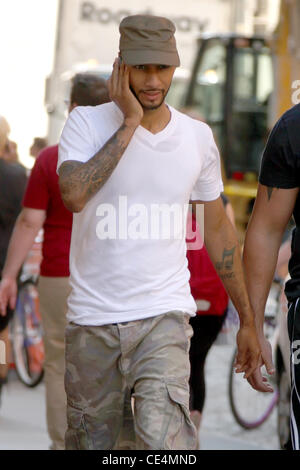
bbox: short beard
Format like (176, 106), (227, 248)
(130, 85), (170, 111)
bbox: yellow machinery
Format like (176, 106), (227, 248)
(271, 0), (300, 122)
(184, 1), (300, 243)
(184, 33), (273, 242)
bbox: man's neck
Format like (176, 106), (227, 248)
(140, 103), (171, 134)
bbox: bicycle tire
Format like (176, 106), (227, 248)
(11, 280), (44, 387)
(228, 347), (278, 429)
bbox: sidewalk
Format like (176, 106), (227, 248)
(0, 380), (50, 450)
(0, 378), (266, 450)
(0, 344), (280, 450)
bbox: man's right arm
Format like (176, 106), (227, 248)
(243, 184), (298, 334)
(243, 183), (298, 390)
(59, 121), (138, 213)
(59, 59), (143, 213)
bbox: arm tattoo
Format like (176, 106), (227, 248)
(59, 123), (131, 207)
(215, 246), (236, 280)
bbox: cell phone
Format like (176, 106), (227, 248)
(118, 54), (123, 66)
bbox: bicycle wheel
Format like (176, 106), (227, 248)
(228, 347), (278, 429)
(11, 281), (44, 387)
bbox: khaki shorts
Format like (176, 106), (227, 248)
(65, 310), (197, 450)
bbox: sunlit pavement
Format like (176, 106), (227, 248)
(0, 345), (280, 451)
(200, 343), (280, 450)
(0, 378), (50, 450)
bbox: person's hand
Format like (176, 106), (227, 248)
(234, 322), (261, 379)
(108, 58), (143, 128)
(246, 366), (274, 393)
(246, 336), (275, 393)
(259, 334), (275, 374)
(0, 277), (17, 316)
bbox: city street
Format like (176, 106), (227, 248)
(0, 0), (297, 456)
(0, 343), (280, 451)
(201, 343), (280, 450)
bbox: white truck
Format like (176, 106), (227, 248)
(45, 0), (235, 143)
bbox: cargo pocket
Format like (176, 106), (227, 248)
(65, 403), (92, 450)
(163, 381), (197, 450)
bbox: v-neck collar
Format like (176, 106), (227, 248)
(112, 102), (176, 144)
(135, 106), (175, 144)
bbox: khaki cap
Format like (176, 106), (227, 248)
(119, 15), (180, 67)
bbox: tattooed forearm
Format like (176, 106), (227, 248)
(59, 123), (135, 212)
(215, 246), (236, 280)
(215, 247), (236, 271)
(205, 214), (253, 322)
(219, 272), (235, 280)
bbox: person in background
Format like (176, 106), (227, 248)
(3, 140), (19, 164)
(187, 194), (235, 444)
(29, 137), (48, 160)
(0, 115), (27, 403)
(180, 107), (237, 440)
(3, 139), (28, 179)
(0, 74), (110, 449)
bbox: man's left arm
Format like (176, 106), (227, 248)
(191, 197), (262, 381)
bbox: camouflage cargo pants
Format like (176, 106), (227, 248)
(64, 310), (197, 450)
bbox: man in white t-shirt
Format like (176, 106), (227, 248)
(57, 15), (269, 450)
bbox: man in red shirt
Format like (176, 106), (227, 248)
(0, 74), (110, 449)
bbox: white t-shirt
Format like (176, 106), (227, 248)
(58, 102), (223, 326)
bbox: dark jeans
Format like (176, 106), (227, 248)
(189, 311), (227, 412)
(287, 298), (300, 450)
